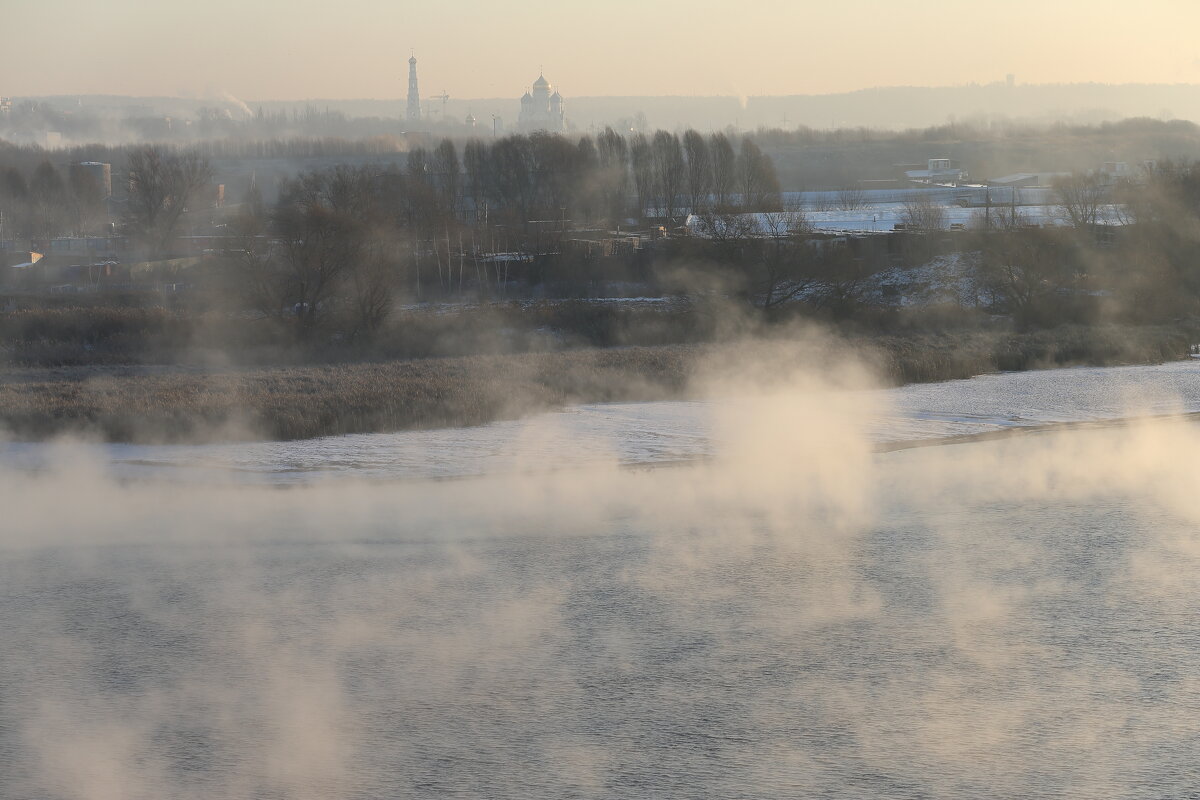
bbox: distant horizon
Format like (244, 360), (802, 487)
(11, 81), (1200, 136)
(14, 79), (1200, 106)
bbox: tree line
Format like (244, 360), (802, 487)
(0, 160), (108, 241)
(967, 162), (1200, 327)
(15, 133), (1200, 345)
(404, 128), (781, 228)
(206, 129), (780, 339)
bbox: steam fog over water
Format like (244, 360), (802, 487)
(3, 362), (1200, 797)
(2, 361), (1197, 483)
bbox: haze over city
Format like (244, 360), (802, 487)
(9, 0), (1200, 100)
(6, 1), (1200, 797)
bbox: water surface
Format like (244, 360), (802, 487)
(2, 362), (1199, 798)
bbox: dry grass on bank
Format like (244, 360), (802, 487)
(0, 324), (1189, 444)
(0, 346), (696, 443)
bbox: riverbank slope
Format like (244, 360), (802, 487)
(0, 324), (1187, 443)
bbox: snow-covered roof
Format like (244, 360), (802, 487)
(989, 173), (1038, 184)
(905, 168), (965, 181)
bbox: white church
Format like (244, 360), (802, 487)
(518, 74), (565, 132)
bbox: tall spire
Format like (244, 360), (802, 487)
(406, 53), (421, 123)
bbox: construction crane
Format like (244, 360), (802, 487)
(434, 91), (450, 120)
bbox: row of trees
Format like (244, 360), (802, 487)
(680, 161), (1200, 326)
(212, 129), (785, 340)
(0, 161), (107, 241)
(0, 147), (215, 256)
(20, 140), (1200, 341)
(948, 163), (1200, 326)
(404, 129), (781, 230)
(126, 151), (1200, 337)
(2, 127), (782, 247)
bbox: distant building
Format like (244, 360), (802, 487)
(406, 55), (421, 123)
(465, 112), (476, 130)
(987, 173), (1054, 188)
(518, 73), (565, 132)
(903, 158), (965, 184)
(1101, 161), (1130, 180)
(0, 97), (11, 114)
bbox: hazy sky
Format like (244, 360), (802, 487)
(8, 0), (1200, 100)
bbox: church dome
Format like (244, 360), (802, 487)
(521, 92), (533, 105)
(533, 74), (550, 89)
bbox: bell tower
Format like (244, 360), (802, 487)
(406, 55), (421, 122)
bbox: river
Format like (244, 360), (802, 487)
(0, 361), (1198, 798)
(3, 360), (1200, 483)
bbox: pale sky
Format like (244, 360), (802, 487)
(7, 0), (1200, 100)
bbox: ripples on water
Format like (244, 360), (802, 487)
(1, 363), (1199, 798)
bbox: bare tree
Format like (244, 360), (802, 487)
(689, 207), (757, 250)
(321, 165), (405, 334)
(350, 225), (403, 337)
(1052, 172), (1108, 229)
(596, 127), (630, 225)
(682, 129), (711, 212)
(755, 210), (819, 309)
(899, 194), (947, 263)
(811, 243), (869, 317)
(837, 184), (867, 211)
(68, 167), (106, 236)
(125, 146), (213, 259)
(572, 135), (601, 223)
(432, 139), (461, 219)
(486, 135), (534, 226)
(709, 132), (736, 209)
(689, 206), (818, 310)
(650, 131), (685, 223)
(970, 202), (1028, 231)
(0, 168), (30, 240)
(463, 139), (490, 224)
(271, 169), (369, 338)
(528, 131), (579, 219)
(737, 138), (781, 212)
(629, 133), (653, 223)
(977, 226), (1078, 324)
(223, 183), (279, 318)
(900, 194), (947, 231)
(760, 207), (811, 238)
(29, 161), (67, 243)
